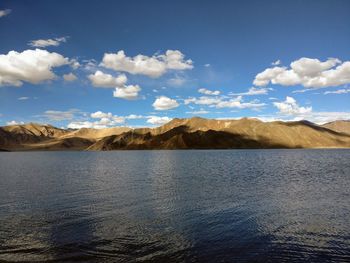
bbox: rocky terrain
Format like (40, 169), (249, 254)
(1, 118), (350, 151)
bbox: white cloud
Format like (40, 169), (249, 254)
(198, 88), (220, 95)
(0, 49), (69, 86)
(68, 110), (127, 129)
(185, 95), (265, 110)
(6, 120), (24, 125)
(204, 64), (211, 67)
(63, 72), (77, 82)
(88, 70), (127, 88)
(66, 110), (149, 129)
(70, 59), (80, 70)
(43, 109), (80, 121)
(259, 111), (350, 124)
(184, 96), (222, 105)
(152, 96), (179, 110)
(253, 66), (287, 86)
(18, 96), (29, 100)
(216, 96), (266, 109)
(229, 87), (271, 96)
(83, 59), (98, 71)
(254, 57), (350, 89)
(301, 112), (350, 124)
(324, 88), (350, 95)
(101, 50), (193, 78)
(125, 114), (144, 119)
(271, 59), (281, 66)
(90, 111), (112, 119)
(67, 121), (108, 129)
(0, 9), (11, 18)
(146, 116), (172, 125)
(113, 84), (141, 100)
(88, 70), (141, 100)
(167, 75), (187, 86)
(28, 37), (68, 48)
(273, 96), (312, 115)
(186, 109), (209, 114)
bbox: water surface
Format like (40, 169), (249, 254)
(0, 150), (349, 262)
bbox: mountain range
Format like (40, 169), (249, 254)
(0, 118), (350, 151)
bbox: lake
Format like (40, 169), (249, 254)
(0, 150), (349, 262)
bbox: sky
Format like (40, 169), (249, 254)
(0, 0), (350, 128)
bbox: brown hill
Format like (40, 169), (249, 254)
(1, 118), (350, 151)
(60, 126), (131, 139)
(87, 117), (350, 150)
(0, 123), (69, 149)
(0, 123), (129, 151)
(321, 120), (350, 134)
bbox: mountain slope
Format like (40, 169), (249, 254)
(1, 118), (350, 151)
(321, 120), (350, 134)
(0, 123), (69, 149)
(87, 118), (350, 150)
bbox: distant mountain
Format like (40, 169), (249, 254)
(1, 117), (348, 151)
(87, 117), (350, 150)
(321, 120), (350, 135)
(0, 123), (130, 151)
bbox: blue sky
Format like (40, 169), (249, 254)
(0, 0), (349, 128)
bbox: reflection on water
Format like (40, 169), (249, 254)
(0, 150), (349, 262)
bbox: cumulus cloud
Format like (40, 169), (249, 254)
(254, 57), (350, 89)
(113, 84), (141, 100)
(68, 110), (126, 129)
(152, 96), (179, 110)
(146, 116), (172, 125)
(229, 87), (272, 96)
(0, 49), (69, 86)
(324, 88), (350, 95)
(28, 37), (68, 48)
(90, 111), (111, 119)
(63, 72), (77, 82)
(198, 88), (220, 95)
(88, 70), (127, 88)
(273, 96), (312, 115)
(68, 111), (150, 129)
(101, 50), (193, 78)
(0, 9), (11, 18)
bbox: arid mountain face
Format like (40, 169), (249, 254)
(0, 123), (130, 151)
(1, 118), (350, 151)
(322, 120), (350, 135)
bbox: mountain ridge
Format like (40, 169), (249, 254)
(1, 118), (350, 151)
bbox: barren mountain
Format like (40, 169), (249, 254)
(1, 118), (350, 151)
(60, 127), (131, 139)
(321, 120), (350, 134)
(87, 118), (350, 150)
